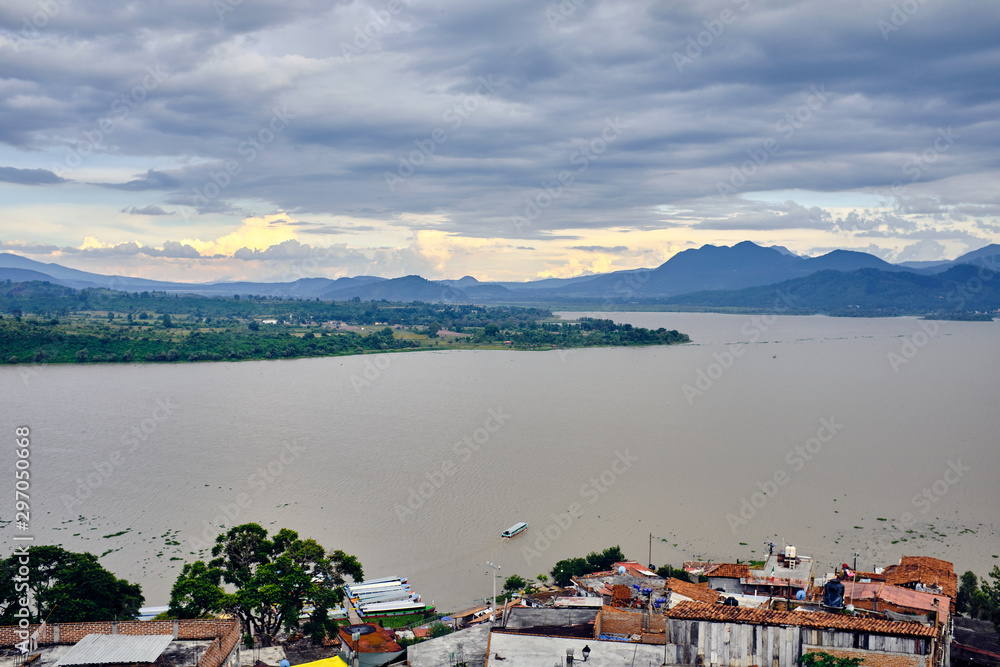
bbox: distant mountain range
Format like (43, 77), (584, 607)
(2, 241), (999, 313)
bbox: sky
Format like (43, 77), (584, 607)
(1, 0), (998, 283)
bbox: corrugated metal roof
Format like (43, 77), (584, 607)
(54, 634), (175, 666)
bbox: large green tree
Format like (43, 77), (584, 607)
(957, 567), (1000, 641)
(549, 546), (627, 587)
(0, 545), (143, 624)
(168, 560), (227, 619)
(171, 524), (363, 646)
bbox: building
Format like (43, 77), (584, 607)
(663, 578), (723, 608)
(0, 619), (240, 667)
(744, 547), (816, 599)
(660, 601), (943, 667)
(704, 563), (750, 595)
(842, 580), (951, 626)
(883, 557), (958, 611)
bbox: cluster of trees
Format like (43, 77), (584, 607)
(167, 524), (363, 646)
(0, 319), (417, 364)
(474, 318), (689, 348)
(549, 546), (626, 586)
(1, 282), (691, 365)
(0, 546), (143, 624)
(0, 281), (552, 328)
(0, 525), (363, 648)
(956, 567), (1000, 634)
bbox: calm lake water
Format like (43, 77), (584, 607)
(3, 312), (999, 611)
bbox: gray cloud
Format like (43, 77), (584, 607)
(569, 245), (629, 253)
(121, 205), (174, 216)
(0, 166), (65, 185)
(101, 170), (182, 191)
(0, 0), (996, 264)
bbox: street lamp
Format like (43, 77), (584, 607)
(582, 645), (591, 662)
(486, 562), (501, 619)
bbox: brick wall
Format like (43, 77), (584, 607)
(599, 608), (666, 637)
(196, 619), (241, 667)
(804, 645), (928, 667)
(0, 619), (239, 650)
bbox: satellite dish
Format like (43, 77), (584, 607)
(618, 566), (626, 574)
(280, 661), (290, 667)
(796, 590), (806, 600)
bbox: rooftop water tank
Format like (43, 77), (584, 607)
(786, 545), (797, 559)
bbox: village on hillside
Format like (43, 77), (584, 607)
(3, 546), (997, 667)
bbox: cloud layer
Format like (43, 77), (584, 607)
(1, 0), (998, 279)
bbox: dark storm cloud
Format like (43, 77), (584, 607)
(102, 170), (181, 191)
(0, 0), (998, 246)
(0, 166), (65, 184)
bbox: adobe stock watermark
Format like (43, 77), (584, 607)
(726, 417), (844, 533)
(51, 65), (170, 178)
(384, 76), (501, 192)
(545, 0), (585, 30)
(393, 408), (511, 523)
(188, 438), (307, 551)
(511, 116), (628, 233)
(716, 85), (829, 200)
(6, 0), (70, 51)
(945, 256), (998, 311)
(886, 319), (939, 373)
(683, 289), (797, 404)
(186, 105), (295, 213)
(340, 0), (410, 62)
(865, 459), (971, 561)
(212, 0), (243, 21)
(672, 0), (751, 72)
(59, 398), (178, 511)
(877, 0), (932, 41)
(351, 354), (394, 394)
(520, 449), (638, 565)
(882, 127), (959, 198)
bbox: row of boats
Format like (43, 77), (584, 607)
(321, 523), (525, 622)
(330, 576), (435, 621)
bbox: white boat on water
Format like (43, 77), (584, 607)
(502, 521), (528, 538)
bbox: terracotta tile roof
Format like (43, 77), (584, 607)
(664, 601), (938, 638)
(704, 563), (750, 579)
(883, 556), (957, 601)
(665, 578), (722, 605)
(843, 581), (950, 620)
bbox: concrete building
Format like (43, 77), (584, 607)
(744, 548), (816, 599)
(704, 564), (750, 595)
(0, 619), (240, 667)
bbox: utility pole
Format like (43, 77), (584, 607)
(649, 533), (653, 569)
(486, 562), (501, 620)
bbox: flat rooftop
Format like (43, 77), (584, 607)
(0, 639), (216, 667)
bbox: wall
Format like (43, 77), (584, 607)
(584, 610), (936, 667)
(804, 645), (928, 667)
(707, 578), (743, 595)
(0, 618), (240, 667)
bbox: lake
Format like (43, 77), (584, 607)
(3, 312), (999, 611)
